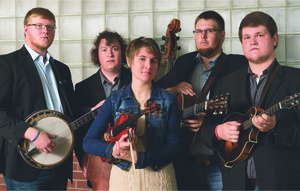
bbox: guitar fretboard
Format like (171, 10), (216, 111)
(180, 101), (206, 119)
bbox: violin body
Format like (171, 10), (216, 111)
(86, 102), (160, 190)
(101, 112), (135, 162)
(86, 113), (134, 191)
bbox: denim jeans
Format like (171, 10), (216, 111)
(3, 169), (68, 190)
(206, 162), (222, 190)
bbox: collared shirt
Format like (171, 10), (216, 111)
(99, 67), (122, 98)
(190, 52), (221, 99)
(189, 52), (221, 156)
(247, 59), (276, 180)
(25, 44), (63, 112)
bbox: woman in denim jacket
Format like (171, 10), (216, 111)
(83, 37), (181, 190)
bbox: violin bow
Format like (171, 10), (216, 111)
(127, 127), (138, 190)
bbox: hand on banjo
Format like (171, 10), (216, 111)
(33, 131), (57, 154)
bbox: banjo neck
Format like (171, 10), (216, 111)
(69, 106), (101, 132)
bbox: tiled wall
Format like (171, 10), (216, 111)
(0, 0), (300, 84)
(0, 0), (300, 190)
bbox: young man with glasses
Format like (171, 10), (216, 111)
(156, 10), (247, 190)
(0, 7), (78, 190)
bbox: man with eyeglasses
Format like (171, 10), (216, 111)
(0, 7), (78, 190)
(156, 10), (247, 190)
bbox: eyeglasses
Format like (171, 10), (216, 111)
(193, 28), (223, 35)
(28, 23), (57, 31)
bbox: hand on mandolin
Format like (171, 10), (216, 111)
(252, 113), (276, 132)
(112, 128), (137, 162)
(167, 82), (196, 96)
(217, 121), (241, 143)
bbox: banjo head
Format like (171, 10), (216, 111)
(20, 110), (74, 169)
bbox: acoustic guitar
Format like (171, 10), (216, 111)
(218, 92), (300, 168)
(177, 93), (230, 120)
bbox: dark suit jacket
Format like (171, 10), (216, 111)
(73, 66), (132, 165)
(0, 46), (76, 181)
(200, 59), (300, 190)
(155, 51), (248, 190)
(156, 51), (248, 141)
(156, 51), (248, 91)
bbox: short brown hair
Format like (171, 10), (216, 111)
(126, 37), (162, 70)
(238, 11), (278, 48)
(195, 10), (225, 30)
(90, 29), (127, 67)
(24, 7), (56, 26)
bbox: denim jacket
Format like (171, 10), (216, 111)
(83, 82), (181, 171)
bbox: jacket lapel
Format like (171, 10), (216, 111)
(20, 46), (45, 102)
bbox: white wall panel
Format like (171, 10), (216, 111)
(0, 0), (299, 85)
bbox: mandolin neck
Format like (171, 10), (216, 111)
(242, 103), (281, 131)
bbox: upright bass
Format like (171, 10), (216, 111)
(161, 18), (181, 74)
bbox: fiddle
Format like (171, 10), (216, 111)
(101, 100), (161, 163)
(86, 101), (160, 191)
(161, 18), (181, 74)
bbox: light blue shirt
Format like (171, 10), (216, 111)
(190, 52), (221, 100)
(25, 44), (63, 112)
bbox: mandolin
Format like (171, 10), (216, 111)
(218, 92), (300, 168)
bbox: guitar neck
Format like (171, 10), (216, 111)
(69, 107), (101, 132)
(180, 101), (206, 119)
(111, 110), (145, 137)
(242, 103), (281, 131)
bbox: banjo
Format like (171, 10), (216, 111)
(18, 107), (100, 169)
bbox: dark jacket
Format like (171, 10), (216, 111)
(74, 66), (132, 165)
(200, 59), (300, 190)
(0, 45), (76, 181)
